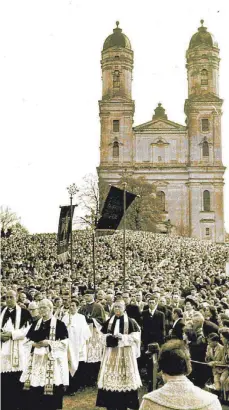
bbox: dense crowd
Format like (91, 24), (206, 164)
(1, 230), (229, 409)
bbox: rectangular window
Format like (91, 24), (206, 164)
(113, 120), (120, 132)
(201, 79), (208, 85)
(202, 119), (209, 131)
(206, 228), (210, 236)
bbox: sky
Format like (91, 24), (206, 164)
(1, 0), (228, 234)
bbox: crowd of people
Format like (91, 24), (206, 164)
(1, 229), (229, 410)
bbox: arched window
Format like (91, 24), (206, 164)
(113, 70), (120, 89)
(203, 141), (209, 157)
(203, 190), (210, 211)
(113, 141), (119, 159)
(201, 69), (208, 85)
(156, 191), (165, 212)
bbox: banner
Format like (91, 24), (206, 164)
(57, 206), (75, 261)
(96, 186), (137, 231)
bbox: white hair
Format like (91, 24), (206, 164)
(38, 298), (53, 311)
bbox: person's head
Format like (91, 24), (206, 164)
(28, 301), (39, 318)
(113, 301), (125, 317)
(219, 328), (229, 345)
(192, 312), (204, 331)
(172, 294), (180, 304)
(135, 291), (142, 302)
(54, 297), (62, 307)
(6, 290), (17, 308)
(84, 291), (95, 303)
(18, 292), (27, 303)
(207, 332), (220, 348)
(172, 308), (183, 321)
(62, 297), (69, 308)
(148, 295), (158, 311)
(160, 296), (167, 306)
(158, 340), (192, 379)
(69, 299), (79, 315)
(122, 292), (130, 305)
(97, 290), (105, 301)
(204, 305), (217, 320)
(39, 298), (53, 320)
(106, 294), (114, 304)
(185, 301), (192, 311)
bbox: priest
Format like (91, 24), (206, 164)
(20, 298), (69, 410)
(96, 300), (142, 410)
(79, 289), (106, 386)
(62, 298), (91, 394)
(0, 289), (31, 410)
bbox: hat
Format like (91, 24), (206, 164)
(186, 296), (199, 309)
(84, 289), (95, 295)
(207, 332), (220, 342)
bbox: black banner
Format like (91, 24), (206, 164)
(96, 186), (137, 230)
(57, 206), (75, 255)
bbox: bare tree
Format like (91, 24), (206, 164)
(77, 174), (109, 230)
(0, 206), (21, 233)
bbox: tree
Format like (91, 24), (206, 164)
(76, 174), (109, 230)
(117, 175), (164, 233)
(0, 206), (29, 237)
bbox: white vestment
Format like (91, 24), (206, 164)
(0, 305), (30, 373)
(20, 316), (69, 387)
(62, 312), (91, 375)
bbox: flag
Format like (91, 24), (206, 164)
(96, 186), (137, 231)
(57, 206), (75, 262)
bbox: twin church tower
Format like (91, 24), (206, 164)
(97, 21), (225, 242)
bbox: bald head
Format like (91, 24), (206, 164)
(6, 290), (17, 308)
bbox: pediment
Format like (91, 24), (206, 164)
(134, 118), (186, 132)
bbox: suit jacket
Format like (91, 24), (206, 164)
(141, 309), (165, 348)
(170, 318), (185, 340)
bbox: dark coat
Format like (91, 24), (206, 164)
(141, 309), (165, 348)
(169, 318), (185, 340)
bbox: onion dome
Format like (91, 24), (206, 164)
(103, 21), (132, 51)
(189, 20), (217, 49)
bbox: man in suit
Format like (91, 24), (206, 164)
(141, 294), (165, 391)
(168, 308), (185, 340)
(141, 294), (165, 350)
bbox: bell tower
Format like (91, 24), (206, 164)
(98, 22), (135, 183)
(185, 19), (223, 166)
(184, 20), (225, 242)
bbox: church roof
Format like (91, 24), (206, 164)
(103, 21), (132, 51)
(188, 20), (217, 50)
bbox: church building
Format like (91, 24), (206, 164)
(97, 21), (225, 242)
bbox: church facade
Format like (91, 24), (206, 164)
(97, 21), (225, 243)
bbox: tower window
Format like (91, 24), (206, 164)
(113, 70), (120, 89)
(202, 140), (209, 157)
(201, 69), (208, 85)
(202, 119), (209, 131)
(203, 190), (211, 212)
(156, 191), (165, 212)
(113, 120), (120, 132)
(206, 227), (210, 236)
(113, 141), (119, 159)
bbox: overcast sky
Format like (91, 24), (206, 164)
(1, 0), (228, 234)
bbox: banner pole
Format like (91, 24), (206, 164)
(92, 231), (96, 291)
(70, 194), (73, 275)
(123, 182), (127, 290)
